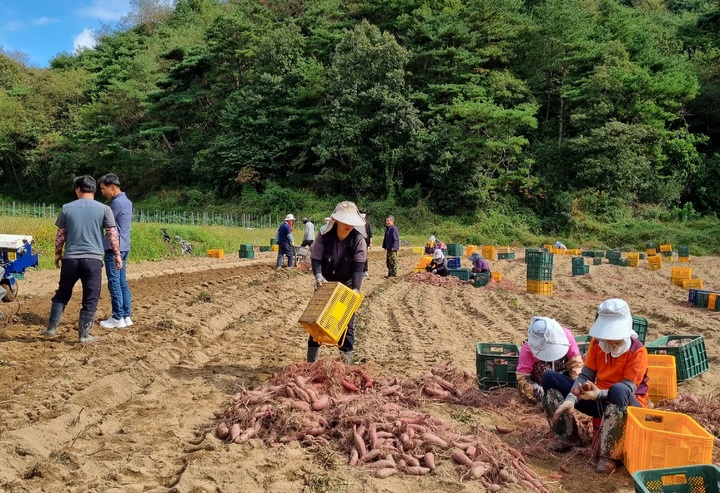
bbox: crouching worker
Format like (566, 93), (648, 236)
(469, 251), (490, 274)
(426, 249), (449, 277)
(307, 201), (367, 365)
(424, 235), (437, 254)
(543, 298), (648, 474)
(517, 317), (583, 403)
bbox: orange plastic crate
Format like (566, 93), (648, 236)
(710, 294), (717, 311)
(671, 267), (692, 279)
(466, 245), (479, 256)
(299, 282), (363, 346)
(418, 256), (433, 267)
(623, 407), (714, 474)
(646, 354), (678, 403)
(497, 246), (511, 254)
(647, 248), (657, 256)
(207, 249), (225, 259)
(526, 280), (553, 296)
(682, 278), (703, 289)
(659, 244), (673, 252)
(491, 271), (503, 282)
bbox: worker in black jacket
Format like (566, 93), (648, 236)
(308, 201), (368, 364)
(426, 249), (450, 277)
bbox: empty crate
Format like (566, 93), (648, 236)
(299, 282), (363, 345)
(646, 354), (678, 402)
(645, 335), (709, 381)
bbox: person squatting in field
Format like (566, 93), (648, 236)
(542, 298), (649, 474)
(426, 249), (449, 277)
(516, 317), (583, 403)
(42, 175), (123, 343)
(307, 201), (367, 365)
(468, 251), (491, 274)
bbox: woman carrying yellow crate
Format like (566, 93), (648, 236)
(307, 201), (367, 365)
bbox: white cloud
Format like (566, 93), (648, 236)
(73, 28), (97, 52)
(33, 17), (59, 26)
(3, 21), (25, 32)
(76, 0), (131, 21)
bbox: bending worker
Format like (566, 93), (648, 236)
(426, 249), (449, 277)
(542, 298), (648, 474)
(308, 201), (367, 364)
(555, 241), (568, 252)
(517, 317), (583, 403)
(469, 251), (491, 274)
(424, 235), (437, 254)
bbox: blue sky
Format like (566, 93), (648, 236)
(0, 0), (132, 67)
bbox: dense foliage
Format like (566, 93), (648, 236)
(2, 0), (720, 225)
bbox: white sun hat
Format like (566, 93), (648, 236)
(322, 201), (367, 236)
(433, 249), (444, 260)
(589, 298), (633, 340)
(527, 317), (570, 362)
(284, 214), (296, 221)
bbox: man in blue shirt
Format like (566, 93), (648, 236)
(276, 214), (296, 270)
(42, 175), (122, 343)
(98, 173), (133, 329)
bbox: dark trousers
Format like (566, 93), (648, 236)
(51, 258), (103, 312)
(308, 314), (355, 353)
(300, 240), (314, 248)
(542, 370), (641, 417)
(276, 242), (293, 268)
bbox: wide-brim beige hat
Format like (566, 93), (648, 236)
(589, 298), (633, 340)
(323, 201), (366, 236)
(527, 317), (570, 362)
(284, 214), (295, 221)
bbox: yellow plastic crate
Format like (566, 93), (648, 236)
(627, 253), (640, 261)
(481, 246), (497, 261)
(543, 244), (553, 249)
(628, 259), (640, 267)
(678, 256), (690, 262)
(567, 248), (581, 255)
(299, 282), (363, 346)
(659, 244), (673, 252)
(418, 256), (433, 267)
(710, 294), (717, 311)
(413, 265), (427, 273)
(207, 249), (225, 259)
(647, 248), (657, 256)
(412, 247), (424, 254)
(623, 407), (713, 474)
(647, 354), (678, 403)
(466, 245), (479, 256)
(497, 246), (511, 254)
(526, 280), (553, 296)
(491, 271), (502, 282)
(671, 267), (692, 279)
(682, 278), (703, 289)
(271, 244), (279, 252)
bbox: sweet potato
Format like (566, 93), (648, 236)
(424, 452), (436, 471)
(469, 465), (488, 480)
(422, 432), (449, 448)
(375, 468), (398, 479)
(354, 432), (367, 457)
(406, 466), (430, 476)
(358, 449), (383, 464)
(216, 423), (229, 439)
(349, 447), (359, 466)
(342, 378), (360, 393)
(311, 395), (330, 411)
(290, 400), (311, 412)
(452, 449), (473, 466)
(229, 423), (241, 441)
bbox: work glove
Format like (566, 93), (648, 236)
(353, 288), (359, 294)
(552, 399), (575, 424)
(432, 269), (438, 274)
(315, 274), (327, 289)
(532, 384), (544, 402)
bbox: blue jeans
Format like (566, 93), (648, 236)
(105, 251), (131, 319)
(276, 242), (293, 268)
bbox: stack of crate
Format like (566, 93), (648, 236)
(659, 244), (673, 258)
(497, 246), (515, 260)
(670, 266), (692, 286)
(238, 244), (254, 259)
(647, 255), (662, 271)
(678, 245), (690, 262)
(607, 250), (622, 265)
(481, 245), (497, 261)
(646, 242), (657, 256)
(626, 252), (640, 267)
(526, 250), (553, 295)
(524, 248), (541, 263)
(572, 256), (589, 276)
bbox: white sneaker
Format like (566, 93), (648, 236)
(124, 317), (133, 327)
(363, 272), (370, 278)
(100, 317), (127, 329)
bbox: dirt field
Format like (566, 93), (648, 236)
(0, 249), (718, 493)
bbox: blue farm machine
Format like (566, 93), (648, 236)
(0, 234), (39, 302)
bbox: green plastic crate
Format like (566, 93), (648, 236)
(695, 292), (711, 308)
(525, 251), (554, 267)
(270, 238), (277, 245)
(447, 244), (464, 256)
(527, 264), (553, 281)
(647, 241), (656, 249)
(593, 257), (603, 265)
(645, 335), (709, 381)
(498, 252), (515, 260)
(572, 256), (585, 267)
(475, 343), (520, 389)
(259, 245), (271, 252)
(575, 335), (592, 360)
(239, 243), (254, 252)
(239, 250), (255, 259)
(524, 248), (541, 263)
(633, 465), (720, 493)
(632, 316), (648, 344)
(473, 272), (491, 287)
(607, 250), (622, 260)
(639, 253), (646, 259)
(448, 268), (470, 281)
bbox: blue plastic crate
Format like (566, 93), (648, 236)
(447, 257), (461, 269)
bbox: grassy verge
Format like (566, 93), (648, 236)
(3, 213), (718, 271)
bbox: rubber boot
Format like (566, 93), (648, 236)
(597, 404), (626, 472)
(78, 310), (98, 343)
(341, 350), (353, 365)
(307, 346), (320, 363)
(41, 302), (65, 336)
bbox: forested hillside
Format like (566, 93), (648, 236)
(1, 0), (719, 225)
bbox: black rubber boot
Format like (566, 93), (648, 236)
(41, 302), (65, 336)
(78, 310), (98, 343)
(307, 346), (320, 363)
(341, 350), (353, 365)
